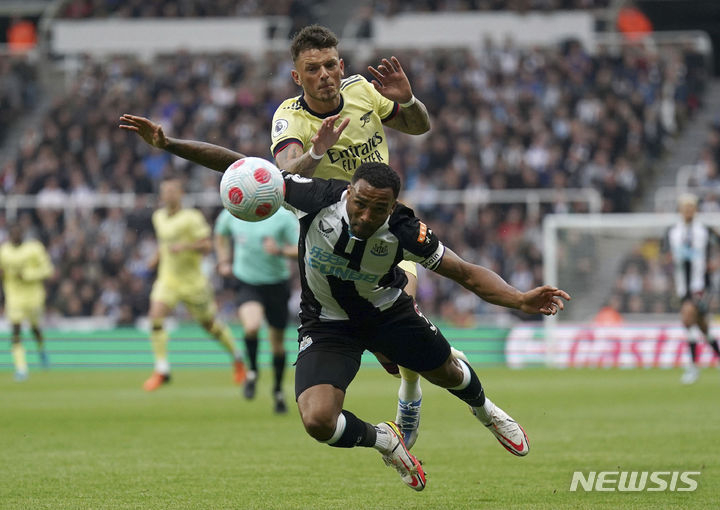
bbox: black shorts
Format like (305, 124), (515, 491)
(682, 290), (712, 316)
(233, 279), (291, 329)
(294, 296), (451, 399)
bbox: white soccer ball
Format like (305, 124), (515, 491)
(219, 157), (285, 222)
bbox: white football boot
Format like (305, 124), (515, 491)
(376, 421), (426, 491)
(472, 398), (530, 457)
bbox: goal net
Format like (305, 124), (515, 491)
(507, 213), (720, 369)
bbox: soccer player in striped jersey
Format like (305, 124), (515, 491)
(662, 193), (720, 384)
(280, 162), (569, 489)
(0, 224), (53, 381)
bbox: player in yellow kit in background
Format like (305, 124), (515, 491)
(143, 175), (246, 391)
(0, 224), (53, 381)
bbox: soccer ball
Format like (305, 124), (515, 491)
(219, 157), (285, 222)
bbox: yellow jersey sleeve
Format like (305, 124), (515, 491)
(270, 96), (308, 157)
(187, 209), (211, 240)
(20, 241), (53, 282)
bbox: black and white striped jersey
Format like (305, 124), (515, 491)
(281, 172), (446, 323)
(663, 220), (720, 297)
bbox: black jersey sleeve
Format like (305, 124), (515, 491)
(388, 203), (445, 271)
(282, 171), (349, 217)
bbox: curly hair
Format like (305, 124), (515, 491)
(352, 162), (401, 198)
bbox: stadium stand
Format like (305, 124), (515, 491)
(0, 9), (711, 326)
(371, 0), (611, 14)
(59, 0), (611, 18)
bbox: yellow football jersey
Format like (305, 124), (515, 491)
(0, 239), (52, 303)
(270, 74), (399, 181)
(152, 208), (211, 288)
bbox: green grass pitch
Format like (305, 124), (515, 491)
(1, 367), (717, 509)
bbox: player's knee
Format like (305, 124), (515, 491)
(151, 319), (164, 331)
(380, 361), (400, 377)
(302, 412), (337, 442)
(242, 322), (261, 336)
(423, 358), (463, 388)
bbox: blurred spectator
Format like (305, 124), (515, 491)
(6, 18), (37, 52)
(616, 2), (652, 42)
(594, 294), (624, 325)
(0, 56), (38, 141)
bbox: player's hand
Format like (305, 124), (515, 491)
(309, 114), (350, 155)
(217, 261), (233, 277)
(368, 56), (413, 104)
(519, 285), (571, 316)
(169, 243), (185, 254)
(119, 114), (169, 149)
(262, 237), (281, 256)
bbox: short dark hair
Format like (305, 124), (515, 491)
(290, 25), (339, 62)
(352, 162), (401, 198)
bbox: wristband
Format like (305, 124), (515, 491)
(399, 95), (416, 108)
(309, 146), (324, 160)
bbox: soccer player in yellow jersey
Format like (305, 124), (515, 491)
(0, 224), (53, 381)
(143, 175), (246, 391)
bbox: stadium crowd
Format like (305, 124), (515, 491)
(59, 0), (611, 18)
(0, 55), (38, 144)
(372, 0), (611, 14)
(60, 0), (318, 18)
(0, 37), (708, 324)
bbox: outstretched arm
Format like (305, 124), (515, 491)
(434, 248), (570, 315)
(274, 114), (349, 177)
(368, 56), (430, 135)
(119, 114), (246, 172)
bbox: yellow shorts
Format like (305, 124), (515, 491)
(5, 298), (44, 325)
(150, 279), (216, 321)
(397, 260), (418, 278)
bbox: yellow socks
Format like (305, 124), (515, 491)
(11, 343), (28, 375)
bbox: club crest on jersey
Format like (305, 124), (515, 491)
(370, 240), (388, 256)
(360, 110), (373, 127)
(317, 219), (334, 236)
(273, 119), (289, 138)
